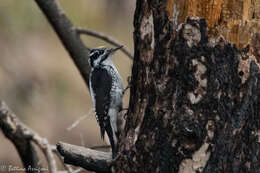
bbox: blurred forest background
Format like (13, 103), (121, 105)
(0, 0), (134, 171)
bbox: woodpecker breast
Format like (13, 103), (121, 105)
(89, 63), (123, 130)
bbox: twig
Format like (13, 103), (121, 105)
(0, 101), (57, 173)
(57, 142), (112, 173)
(77, 28), (133, 60)
(79, 133), (85, 147)
(67, 108), (93, 131)
(32, 137), (57, 173)
(52, 145), (75, 173)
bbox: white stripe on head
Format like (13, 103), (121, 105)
(90, 51), (98, 57)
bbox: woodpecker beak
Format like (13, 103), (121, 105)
(100, 46), (123, 63)
(108, 45), (123, 55)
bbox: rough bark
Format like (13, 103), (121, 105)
(166, 0), (260, 50)
(116, 1), (260, 172)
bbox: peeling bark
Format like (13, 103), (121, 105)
(163, 0), (260, 49)
(116, 0), (260, 172)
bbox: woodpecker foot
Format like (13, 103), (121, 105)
(123, 76), (131, 95)
(123, 86), (130, 95)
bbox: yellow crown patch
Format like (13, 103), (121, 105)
(98, 46), (105, 49)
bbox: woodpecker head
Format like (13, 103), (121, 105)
(89, 46), (123, 68)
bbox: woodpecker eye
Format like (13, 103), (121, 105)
(90, 48), (105, 61)
(99, 50), (104, 55)
(91, 52), (99, 60)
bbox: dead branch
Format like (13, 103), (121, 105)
(31, 138), (57, 173)
(77, 28), (133, 59)
(0, 101), (88, 173)
(0, 101), (57, 173)
(52, 146), (74, 173)
(0, 101), (43, 173)
(57, 142), (112, 173)
(34, 0), (90, 88)
(0, 101), (58, 173)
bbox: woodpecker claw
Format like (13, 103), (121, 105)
(123, 86), (130, 95)
(123, 76), (131, 95)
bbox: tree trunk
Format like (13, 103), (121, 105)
(116, 0), (260, 172)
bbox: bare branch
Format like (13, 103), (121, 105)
(0, 101), (57, 173)
(32, 137), (57, 173)
(77, 28), (133, 59)
(0, 101), (43, 173)
(34, 0), (90, 88)
(66, 108), (93, 131)
(52, 147), (74, 173)
(57, 142), (112, 173)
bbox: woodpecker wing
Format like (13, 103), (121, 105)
(90, 67), (113, 140)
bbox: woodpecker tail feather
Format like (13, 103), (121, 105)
(100, 127), (105, 140)
(105, 124), (117, 158)
(100, 118), (109, 140)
